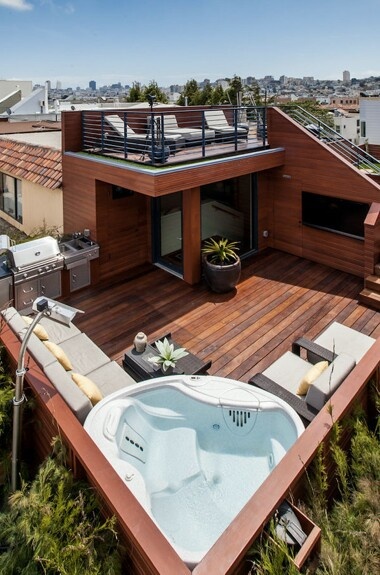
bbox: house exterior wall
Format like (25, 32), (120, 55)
(267, 106), (380, 277)
(0, 179), (63, 236)
(61, 106), (380, 286)
(359, 98), (380, 145)
(0, 80), (33, 100)
(333, 113), (360, 143)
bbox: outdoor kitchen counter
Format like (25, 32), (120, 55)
(59, 237), (100, 295)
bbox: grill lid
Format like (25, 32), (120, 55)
(7, 236), (61, 270)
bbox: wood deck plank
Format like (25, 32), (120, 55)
(62, 249), (380, 382)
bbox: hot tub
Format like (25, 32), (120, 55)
(84, 375), (304, 567)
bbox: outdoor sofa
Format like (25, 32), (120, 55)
(1, 306), (136, 424)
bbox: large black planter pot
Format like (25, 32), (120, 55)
(203, 256), (241, 293)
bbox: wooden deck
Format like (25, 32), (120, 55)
(2, 248), (380, 574)
(62, 249), (380, 381)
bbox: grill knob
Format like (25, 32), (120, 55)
(38, 268), (43, 273)
(23, 273), (28, 279)
(45, 266), (49, 271)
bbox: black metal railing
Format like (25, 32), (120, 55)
(81, 106), (268, 166)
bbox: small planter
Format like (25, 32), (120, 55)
(203, 255), (241, 293)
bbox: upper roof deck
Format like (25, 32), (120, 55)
(64, 105), (270, 168)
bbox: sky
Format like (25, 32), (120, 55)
(1, 0), (380, 89)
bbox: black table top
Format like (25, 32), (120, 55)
(123, 335), (211, 381)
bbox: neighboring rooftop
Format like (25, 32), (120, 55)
(0, 138), (61, 189)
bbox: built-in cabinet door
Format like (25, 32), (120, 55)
(15, 279), (39, 313)
(70, 260), (91, 292)
(15, 270), (62, 314)
(40, 270), (62, 300)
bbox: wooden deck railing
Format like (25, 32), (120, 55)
(1, 320), (379, 574)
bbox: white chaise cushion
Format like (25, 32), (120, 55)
(312, 322), (375, 363)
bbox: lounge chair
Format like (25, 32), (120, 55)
(104, 114), (185, 155)
(249, 322), (375, 425)
(151, 114), (215, 145)
(204, 110), (248, 141)
(304, 321), (375, 363)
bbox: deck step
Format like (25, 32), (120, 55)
(364, 274), (380, 291)
(359, 288), (380, 310)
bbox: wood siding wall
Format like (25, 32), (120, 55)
(266, 107), (380, 277)
(62, 128), (283, 284)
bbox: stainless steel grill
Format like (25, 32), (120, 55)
(5, 236), (64, 313)
(7, 236), (64, 284)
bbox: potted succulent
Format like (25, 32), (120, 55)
(202, 237), (241, 293)
(148, 337), (188, 373)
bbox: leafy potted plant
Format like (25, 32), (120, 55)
(202, 237), (241, 293)
(148, 337), (188, 373)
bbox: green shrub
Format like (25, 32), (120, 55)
(0, 452), (123, 574)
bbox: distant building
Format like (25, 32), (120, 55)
(0, 80), (33, 100)
(89, 80), (96, 90)
(333, 109), (360, 144)
(329, 96), (359, 109)
(359, 97), (380, 146)
(343, 70), (350, 85)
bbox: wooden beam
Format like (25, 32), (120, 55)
(182, 187), (201, 284)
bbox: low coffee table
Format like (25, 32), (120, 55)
(122, 333), (211, 382)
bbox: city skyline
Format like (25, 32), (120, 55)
(1, 0), (380, 89)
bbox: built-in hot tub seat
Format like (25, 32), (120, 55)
(1, 307), (136, 424)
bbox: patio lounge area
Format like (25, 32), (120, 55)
(2, 249), (380, 574)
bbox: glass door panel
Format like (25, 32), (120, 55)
(201, 175), (256, 256)
(152, 192), (183, 276)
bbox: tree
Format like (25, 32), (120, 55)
(209, 84), (227, 105)
(226, 75), (244, 105)
(280, 99), (334, 127)
(177, 79), (201, 106)
(141, 80), (168, 105)
(127, 81), (143, 102)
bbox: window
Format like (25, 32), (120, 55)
(0, 173), (23, 223)
(302, 192), (369, 239)
(361, 121), (366, 138)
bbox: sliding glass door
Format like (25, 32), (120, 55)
(200, 174), (257, 256)
(152, 192), (184, 276)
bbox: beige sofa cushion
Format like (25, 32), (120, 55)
(87, 361), (136, 396)
(297, 361), (328, 395)
(58, 333), (110, 375)
(21, 316), (49, 341)
(44, 341), (73, 370)
(72, 373), (103, 405)
(43, 362), (93, 423)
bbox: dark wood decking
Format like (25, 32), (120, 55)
(63, 249), (380, 380)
